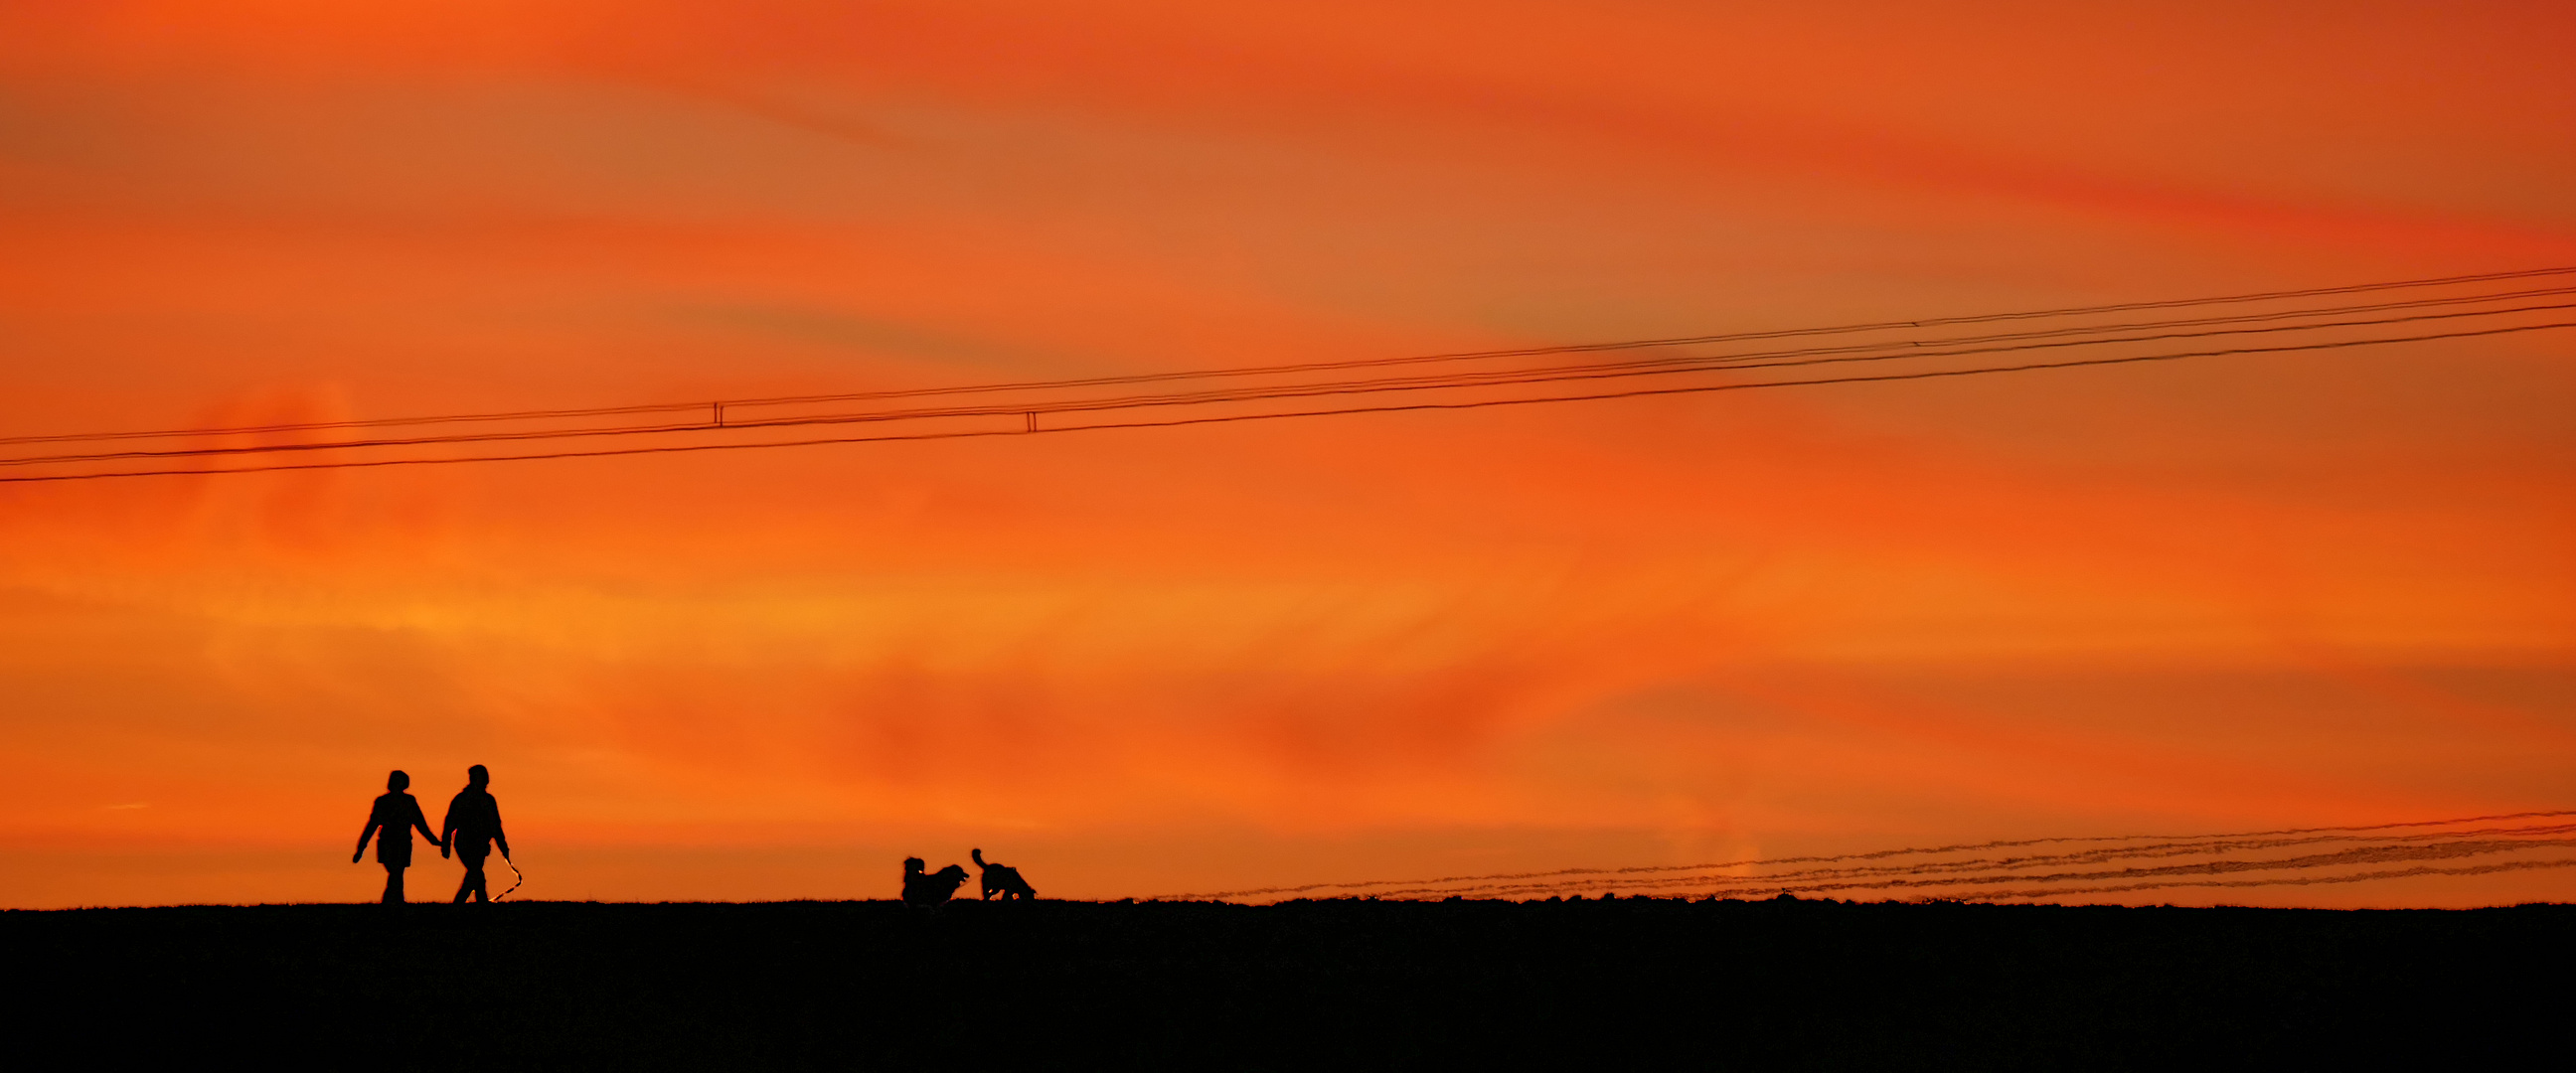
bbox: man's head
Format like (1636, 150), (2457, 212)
(387, 770), (409, 792)
(467, 764), (489, 788)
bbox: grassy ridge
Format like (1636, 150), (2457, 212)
(6, 897), (2564, 1068)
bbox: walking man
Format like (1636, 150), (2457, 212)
(440, 764), (512, 904)
(354, 770), (442, 904)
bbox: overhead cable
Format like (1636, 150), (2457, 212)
(6, 264), (2570, 449)
(5, 267), (2570, 483)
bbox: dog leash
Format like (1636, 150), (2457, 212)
(497, 854), (526, 902)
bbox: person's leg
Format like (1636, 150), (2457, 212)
(457, 855), (488, 903)
(382, 862), (402, 904)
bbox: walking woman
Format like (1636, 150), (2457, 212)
(353, 770), (442, 904)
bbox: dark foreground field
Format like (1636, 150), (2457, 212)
(6, 897), (2567, 1069)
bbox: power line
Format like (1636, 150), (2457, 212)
(1157, 810), (2576, 900)
(1153, 811), (2576, 903)
(1419, 828), (2576, 901)
(8, 295), (2572, 470)
(7, 264), (2571, 449)
(5, 319), (2567, 484)
(14, 296), (2570, 468)
(1476, 843), (2576, 903)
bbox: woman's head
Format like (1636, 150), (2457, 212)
(387, 770), (409, 792)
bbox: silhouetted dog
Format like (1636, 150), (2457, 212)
(901, 856), (969, 908)
(972, 848), (1037, 901)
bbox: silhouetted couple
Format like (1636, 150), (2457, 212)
(353, 765), (512, 905)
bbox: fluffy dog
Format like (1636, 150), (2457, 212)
(972, 848), (1038, 901)
(901, 855), (970, 908)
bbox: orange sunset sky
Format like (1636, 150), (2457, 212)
(3, 1), (2573, 908)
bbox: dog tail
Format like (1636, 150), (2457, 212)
(972, 847), (986, 867)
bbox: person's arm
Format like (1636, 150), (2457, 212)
(439, 799), (456, 858)
(354, 809), (381, 863)
(492, 800), (510, 859)
(408, 799), (442, 848)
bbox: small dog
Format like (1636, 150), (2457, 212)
(972, 848), (1037, 901)
(901, 855), (969, 908)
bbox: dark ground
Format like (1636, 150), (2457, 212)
(5, 896), (2565, 1069)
